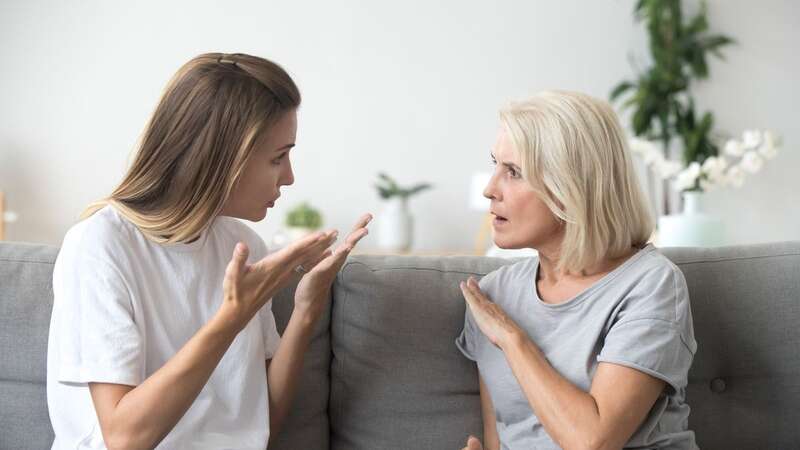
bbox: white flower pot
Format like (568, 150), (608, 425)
(377, 198), (413, 252)
(657, 191), (724, 247)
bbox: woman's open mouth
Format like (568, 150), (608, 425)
(492, 213), (508, 226)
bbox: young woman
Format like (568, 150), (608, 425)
(46, 53), (371, 449)
(457, 91), (697, 450)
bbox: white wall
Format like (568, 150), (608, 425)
(1, 0), (797, 250)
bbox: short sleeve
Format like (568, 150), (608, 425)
(455, 306), (479, 361)
(455, 273), (497, 361)
(597, 319), (694, 393)
(597, 265), (696, 393)
(54, 254), (143, 386)
(260, 301), (282, 359)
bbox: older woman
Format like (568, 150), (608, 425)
(457, 91), (697, 450)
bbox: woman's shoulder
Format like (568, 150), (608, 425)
(56, 206), (143, 277)
(480, 256), (538, 290)
(62, 207), (138, 255)
(627, 244), (686, 286)
(613, 245), (692, 324)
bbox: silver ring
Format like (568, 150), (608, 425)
(294, 264), (307, 274)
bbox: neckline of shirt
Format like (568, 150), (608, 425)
(530, 243), (655, 310)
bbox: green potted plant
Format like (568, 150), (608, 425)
(611, 0), (781, 247)
(284, 202), (323, 241)
(374, 173), (432, 251)
(611, 0), (733, 209)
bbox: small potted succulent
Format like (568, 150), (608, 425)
(374, 173), (432, 252)
(285, 202), (323, 242)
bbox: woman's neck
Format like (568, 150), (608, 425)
(536, 246), (638, 293)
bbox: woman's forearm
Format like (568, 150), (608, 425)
(266, 305), (321, 442)
(94, 312), (240, 450)
(501, 333), (605, 450)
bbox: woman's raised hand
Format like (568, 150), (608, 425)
(460, 277), (524, 350)
(293, 213), (372, 316)
(219, 230), (339, 332)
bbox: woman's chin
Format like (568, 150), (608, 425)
(241, 208), (268, 222)
(492, 237), (525, 250)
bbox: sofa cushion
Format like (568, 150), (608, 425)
(663, 242), (800, 450)
(0, 242), (59, 450)
(329, 255), (513, 450)
(330, 243), (800, 450)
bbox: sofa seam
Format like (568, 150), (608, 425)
(0, 258), (55, 265)
(344, 261), (496, 276)
(672, 252), (800, 265)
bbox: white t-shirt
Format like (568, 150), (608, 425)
(47, 206), (281, 450)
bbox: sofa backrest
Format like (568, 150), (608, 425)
(2, 241), (799, 449)
(0, 242), (59, 450)
(327, 255), (511, 450)
(663, 243), (800, 449)
(328, 242), (800, 450)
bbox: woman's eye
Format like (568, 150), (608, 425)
(271, 153), (287, 165)
(508, 167), (518, 178)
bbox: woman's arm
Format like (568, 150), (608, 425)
(460, 277), (664, 450)
(266, 214), (371, 442)
(479, 375), (501, 450)
(89, 231), (337, 450)
(502, 335), (664, 450)
(89, 314), (241, 450)
(264, 306), (318, 441)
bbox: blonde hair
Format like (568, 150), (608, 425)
(499, 90), (653, 273)
(82, 53), (301, 243)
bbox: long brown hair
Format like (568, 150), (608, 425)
(83, 52), (301, 243)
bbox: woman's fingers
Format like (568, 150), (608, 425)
(225, 242), (249, 284)
(350, 213), (373, 234)
(466, 277), (483, 296)
(271, 230), (338, 271)
(459, 280), (480, 310)
(222, 243), (250, 304)
(466, 436), (483, 450)
(333, 214), (372, 255)
(339, 227), (369, 253)
(301, 248), (333, 273)
(461, 277), (492, 324)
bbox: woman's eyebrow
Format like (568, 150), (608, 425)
(274, 143), (295, 152)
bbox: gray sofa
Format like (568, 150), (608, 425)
(1, 241), (799, 449)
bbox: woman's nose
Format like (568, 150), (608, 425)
(281, 160), (295, 186)
(483, 172), (500, 201)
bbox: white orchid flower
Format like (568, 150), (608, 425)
(629, 138), (663, 166)
(699, 178), (718, 191)
(758, 130), (779, 159)
(628, 137), (652, 155)
(742, 129), (763, 149)
(740, 151), (764, 173)
(724, 139), (745, 157)
(726, 165), (745, 187)
(674, 162), (701, 191)
(701, 156), (728, 182)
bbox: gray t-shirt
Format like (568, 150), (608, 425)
(456, 244), (698, 449)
